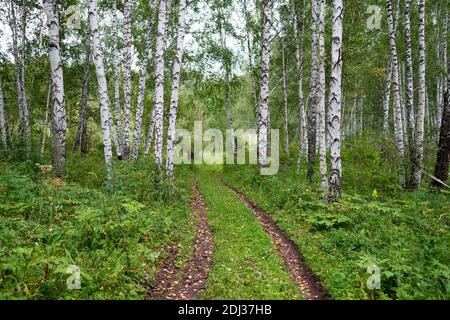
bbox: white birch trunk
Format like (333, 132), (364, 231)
(412, 0), (427, 188)
(89, 0), (114, 190)
(294, 3), (308, 170)
(328, 0), (344, 201)
(40, 81), (51, 158)
(0, 76), (7, 155)
(153, 0), (168, 168)
(8, 0), (30, 156)
(121, 0), (133, 160)
(44, 0), (67, 178)
(131, 0), (157, 161)
(404, 0), (417, 184)
(112, 0), (123, 155)
(166, 0), (187, 179)
(307, 0), (320, 181)
(386, 0), (406, 187)
(281, 36), (289, 155)
(258, 0), (272, 166)
(317, 0), (328, 194)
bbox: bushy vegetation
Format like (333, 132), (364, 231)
(222, 138), (450, 300)
(0, 153), (196, 299)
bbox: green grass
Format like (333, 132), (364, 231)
(0, 153), (196, 299)
(222, 156), (450, 300)
(197, 168), (301, 300)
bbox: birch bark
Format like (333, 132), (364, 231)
(386, 0), (406, 187)
(43, 0), (67, 178)
(258, 0), (272, 166)
(0, 76), (7, 155)
(412, 0), (427, 188)
(89, 0), (114, 189)
(328, 0), (344, 201)
(121, 0), (133, 160)
(166, 0), (187, 179)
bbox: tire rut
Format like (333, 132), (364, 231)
(226, 184), (330, 300)
(148, 182), (214, 300)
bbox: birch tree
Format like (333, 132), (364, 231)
(281, 35), (289, 155)
(386, 0), (406, 187)
(166, 0), (187, 180)
(307, 0), (320, 182)
(258, 0), (272, 167)
(121, 0), (133, 160)
(404, 0), (416, 185)
(328, 0), (344, 202)
(412, 0), (427, 188)
(153, 0), (168, 169)
(40, 81), (51, 158)
(88, 0), (114, 190)
(8, 0), (30, 156)
(0, 76), (7, 155)
(317, 0), (328, 193)
(74, 15), (91, 154)
(294, 0), (307, 170)
(131, 0), (157, 161)
(43, 0), (67, 178)
(112, 0), (123, 156)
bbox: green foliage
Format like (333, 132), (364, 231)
(0, 156), (196, 299)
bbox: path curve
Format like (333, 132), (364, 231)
(148, 183), (214, 300)
(227, 184), (329, 300)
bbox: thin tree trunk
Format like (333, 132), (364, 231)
(404, 0), (417, 186)
(383, 58), (393, 133)
(281, 36), (289, 155)
(44, 0), (67, 179)
(112, 0), (123, 156)
(308, 0), (320, 182)
(88, 0), (114, 190)
(412, 0), (427, 188)
(432, 84), (449, 187)
(328, 0), (344, 202)
(258, 0), (272, 167)
(131, 0), (157, 161)
(8, 0), (30, 157)
(153, 0), (168, 169)
(74, 16), (91, 154)
(317, 0), (328, 193)
(121, 0), (133, 160)
(166, 0), (187, 180)
(40, 81), (51, 158)
(387, 0), (406, 187)
(0, 76), (7, 155)
(294, 1), (307, 171)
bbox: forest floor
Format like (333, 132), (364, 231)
(1, 140), (449, 299)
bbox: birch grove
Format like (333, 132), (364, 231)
(88, 0), (114, 189)
(43, 0), (67, 179)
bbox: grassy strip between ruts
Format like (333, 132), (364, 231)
(197, 168), (302, 299)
